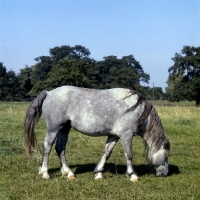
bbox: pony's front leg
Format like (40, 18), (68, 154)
(121, 133), (138, 182)
(55, 131), (75, 179)
(94, 136), (119, 180)
(39, 132), (56, 179)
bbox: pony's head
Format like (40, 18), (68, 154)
(139, 102), (170, 177)
(151, 139), (170, 177)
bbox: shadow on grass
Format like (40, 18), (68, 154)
(48, 163), (180, 177)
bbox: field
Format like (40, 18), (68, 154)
(0, 101), (200, 199)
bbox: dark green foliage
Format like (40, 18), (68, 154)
(29, 45), (150, 96)
(0, 62), (7, 99)
(17, 65), (33, 98)
(1, 45), (150, 98)
(166, 46), (200, 105)
(31, 56), (53, 86)
(5, 70), (19, 100)
(30, 45), (91, 89)
(50, 45), (91, 61)
(143, 86), (165, 100)
(95, 55), (149, 91)
(0, 62), (19, 100)
(30, 58), (99, 95)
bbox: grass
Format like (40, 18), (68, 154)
(0, 101), (200, 199)
(150, 100), (196, 107)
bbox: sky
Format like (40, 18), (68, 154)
(0, 0), (200, 91)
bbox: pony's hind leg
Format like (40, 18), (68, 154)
(55, 123), (75, 179)
(39, 131), (57, 179)
(94, 136), (119, 180)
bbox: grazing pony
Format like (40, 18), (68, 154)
(24, 86), (170, 182)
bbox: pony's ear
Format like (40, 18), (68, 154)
(164, 140), (170, 150)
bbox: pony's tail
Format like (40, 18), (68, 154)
(24, 91), (48, 155)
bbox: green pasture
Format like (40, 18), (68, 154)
(0, 101), (200, 199)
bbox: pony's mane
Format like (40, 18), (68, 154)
(122, 90), (170, 163)
(144, 105), (170, 163)
(148, 107), (165, 144)
(123, 90), (153, 125)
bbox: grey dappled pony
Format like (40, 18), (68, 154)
(24, 86), (170, 182)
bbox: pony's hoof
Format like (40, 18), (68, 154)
(95, 177), (103, 180)
(67, 175), (76, 180)
(94, 172), (103, 180)
(39, 167), (50, 179)
(42, 173), (50, 179)
(131, 179), (138, 182)
(130, 174), (138, 182)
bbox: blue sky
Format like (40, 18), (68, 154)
(0, 0), (200, 91)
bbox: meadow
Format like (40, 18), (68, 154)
(0, 101), (200, 200)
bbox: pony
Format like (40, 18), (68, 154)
(24, 86), (170, 182)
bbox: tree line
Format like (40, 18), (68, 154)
(0, 45), (160, 100)
(166, 46), (200, 106)
(1, 45), (199, 105)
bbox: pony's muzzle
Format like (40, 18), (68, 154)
(156, 171), (168, 177)
(154, 162), (168, 177)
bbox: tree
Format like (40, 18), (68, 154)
(17, 65), (33, 98)
(30, 58), (98, 95)
(28, 45), (150, 96)
(95, 56), (121, 88)
(166, 74), (186, 101)
(0, 62), (20, 100)
(95, 55), (149, 91)
(31, 56), (52, 85)
(143, 86), (164, 100)
(0, 62), (7, 99)
(49, 45), (90, 62)
(121, 55), (150, 90)
(167, 46), (200, 106)
(5, 70), (19, 100)
(31, 45), (91, 87)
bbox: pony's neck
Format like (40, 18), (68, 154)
(140, 107), (166, 163)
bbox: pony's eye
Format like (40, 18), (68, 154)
(164, 142), (170, 150)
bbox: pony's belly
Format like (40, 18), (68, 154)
(72, 125), (112, 137)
